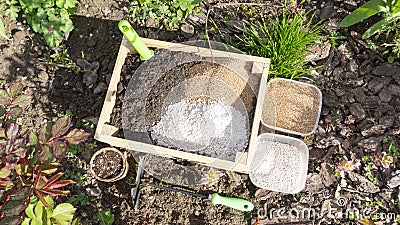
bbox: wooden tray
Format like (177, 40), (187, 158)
(94, 37), (270, 173)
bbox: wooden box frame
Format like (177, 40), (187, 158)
(95, 37), (270, 173)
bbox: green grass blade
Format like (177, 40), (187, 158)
(362, 11), (400, 38)
(339, 0), (387, 27)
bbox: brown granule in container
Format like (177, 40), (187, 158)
(262, 80), (320, 134)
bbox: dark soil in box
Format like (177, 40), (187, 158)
(109, 49), (258, 161)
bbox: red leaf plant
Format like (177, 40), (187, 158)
(0, 82), (90, 224)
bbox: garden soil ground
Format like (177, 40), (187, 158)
(1, 0), (400, 224)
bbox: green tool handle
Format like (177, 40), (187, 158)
(118, 20), (154, 60)
(210, 193), (254, 212)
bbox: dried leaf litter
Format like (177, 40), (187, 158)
(262, 80), (320, 134)
(150, 99), (250, 161)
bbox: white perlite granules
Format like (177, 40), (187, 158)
(150, 99), (249, 161)
(251, 141), (301, 193)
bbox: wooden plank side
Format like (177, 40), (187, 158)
(246, 62), (270, 167)
(123, 37), (269, 65)
(96, 134), (249, 173)
(96, 37), (271, 173)
(95, 39), (129, 139)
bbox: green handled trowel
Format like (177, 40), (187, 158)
(131, 158), (254, 212)
(118, 20), (154, 60)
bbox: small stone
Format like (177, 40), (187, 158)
(358, 137), (381, 152)
(145, 17), (157, 28)
(86, 186), (101, 197)
(304, 173), (325, 193)
(181, 24), (195, 38)
(94, 83), (107, 94)
(342, 139), (350, 150)
(352, 87), (366, 103)
(348, 103), (366, 120)
(78, 59), (100, 88)
(388, 171), (400, 188)
(315, 136), (341, 148)
(379, 87), (392, 102)
(368, 77), (392, 94)
(305, 40), (331, 61)
(379, 115), (394, 128)
(389, 84), (400, 96)
(347, 59), (358, 73)
(361, 125), (386, 137)
(348, 172), (380, 193)
(87, 37), (96, 48)
(372, 63), (400, 76)
(322, 90), (338, 107)
(319, 0), (335, 19)
(320, 162), (336, 187)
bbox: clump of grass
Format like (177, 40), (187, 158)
(238, 9), (323, 79)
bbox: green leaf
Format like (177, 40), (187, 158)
(51, 203), (76, 225)
(25, 203), (35, 219)
(9, 5), (19, 20)
(29, 132), (39, 146)
(56, 0), (65, 8)
(51, 116), (71, 138)
(0, 18), (7, 39)
(0, 167), (11, 178)
(339, 0), (387, 27)
(34, 199), (44, 219)
(39, 123), (51, 143)
(64, 0), (76, 9)
(21, 218), (31, 225)
(37, 162), (59, 175)
(8, 106), (23, 119)
(0, 89), (11, 105)
(7, 82), (23, 98)
(97, 209), (114, 225)
(362, 11), (400, 38)
(15, 164), (32, 176)
(0, 105), (5, 117)
(38, 145), (53, 162)
(11, 94), (31, 107)
(177, 9), (183, 19)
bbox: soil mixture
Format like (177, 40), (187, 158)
(263, 79), (321, 135)
(1, 0), (400, 224)
(117, 50), (258, 160)
(92, 150), (123, 179)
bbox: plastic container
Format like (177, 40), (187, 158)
(261, 78), (322, 136)
(249, 133), (309, 194)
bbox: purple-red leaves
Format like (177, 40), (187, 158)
(51, 116), (71, 138)
(65, 129), (90, 144)
(38, 145), (53, 163)
(7, 82), (23, 98)
(0, 82), (90, 219)
(39, 123), (51, 143)
(8, 107), (22, 119)
(0, 89), (11, 105)
(10, 94), (31, 108)
(33, 171), (75, 207)
(52, 141), (68, 159)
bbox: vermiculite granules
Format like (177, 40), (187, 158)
(263, 80), (319, 134)
(150, 99), (249, 161)
(251, 140), (301, 193)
